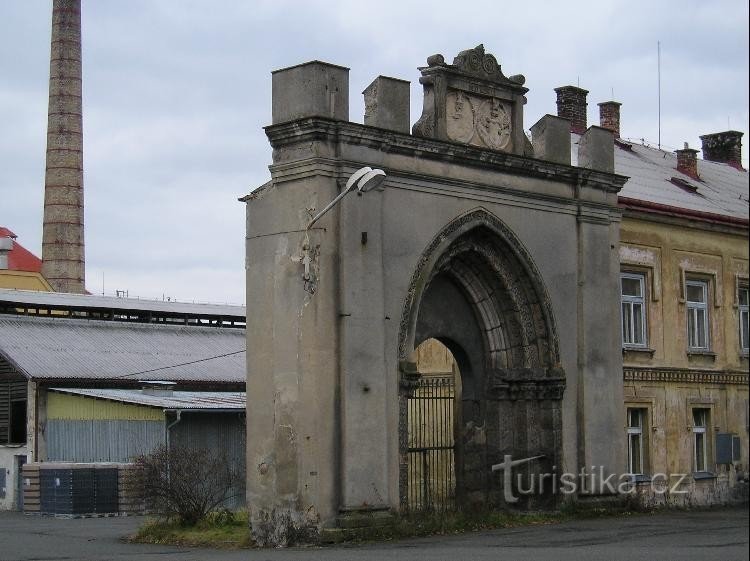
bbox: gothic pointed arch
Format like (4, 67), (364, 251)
(399, 207), (561, 370)
(398, 207), (566, 511)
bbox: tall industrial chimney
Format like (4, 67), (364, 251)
(41, 0), (85, 293)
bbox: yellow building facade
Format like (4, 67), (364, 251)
(620, 210), (748, 506)
(0, 228), (53, 292)
(0, 271), (53, 292)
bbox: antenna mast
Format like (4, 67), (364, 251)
(657, 41), (661, 150)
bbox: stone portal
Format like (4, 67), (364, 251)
(243, 45), (625, 546)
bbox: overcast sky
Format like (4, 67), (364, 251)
(2, 0), (748, 305)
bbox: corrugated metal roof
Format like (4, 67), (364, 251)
(49, 387), (246, 410)
(0, 288), (245, 317)
(0, 315), (245, 383)
(571, 135), (749, 220)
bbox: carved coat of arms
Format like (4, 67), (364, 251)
(446, 90), (512, 151)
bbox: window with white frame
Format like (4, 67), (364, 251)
(686, 280), (710, 350)
(692, 408), (710, 473)
(627, 408), (647, 475)
(739, 285), (749, 353)
(621, 273), (647, 347)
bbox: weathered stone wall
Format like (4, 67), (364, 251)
(245, 49), (626, 545)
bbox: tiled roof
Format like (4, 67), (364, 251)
(0, 227), (43, 272)
(0, 315), (246, 384)
(570, 136), (749, 221)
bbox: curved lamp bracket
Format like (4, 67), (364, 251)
(306, 166), (386, 230)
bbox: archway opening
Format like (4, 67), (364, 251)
(407, 338), (460, 512)
(399, 214), (565, 512)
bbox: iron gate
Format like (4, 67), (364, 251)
(406, 375), (456, 512)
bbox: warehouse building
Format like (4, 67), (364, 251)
(0, 288), (246, 512)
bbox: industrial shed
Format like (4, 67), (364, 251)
(0, 288), (246, 511)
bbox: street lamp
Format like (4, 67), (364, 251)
(301, 166), (386, 293)
(306, 166), (386, 230)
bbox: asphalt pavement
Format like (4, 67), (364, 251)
(0, 506), (747, 561)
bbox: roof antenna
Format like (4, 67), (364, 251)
(657, 40), (661, 150)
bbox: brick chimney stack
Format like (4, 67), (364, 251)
(555, 85), (588, 134)
(699, 131), (744, 170)
(41, 0), (85, 293)
(598, 101), (621, 138)
(675, 142), (699, 180)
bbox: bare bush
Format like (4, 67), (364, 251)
(136, 445), (241, 525)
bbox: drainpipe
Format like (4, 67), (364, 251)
(165, 410), (182, 450)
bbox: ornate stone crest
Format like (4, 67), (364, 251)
(412, 44), (528, 155)
(446, 90), (475, 143)
(445, 91), (513, 151)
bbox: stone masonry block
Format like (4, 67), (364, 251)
(272, 61), (349, 124)
(362, 75), (410, 133)
(578, 126), (614, 173)
(530, 114), (571, 165)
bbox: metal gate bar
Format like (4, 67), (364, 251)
(406, 376), (455, 512)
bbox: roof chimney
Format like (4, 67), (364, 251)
(555, 85), (588, 134)
(675, 142), (699, 180)
(699, 130), (744, 169)
(0, 236), (12, 270)
(41, 0), (85, 293)
(141, 381), (176, 397)
(598, 101), (621, 138)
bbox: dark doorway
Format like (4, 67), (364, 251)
(16, 455), (27, 511)
(10, 399), (27, 444)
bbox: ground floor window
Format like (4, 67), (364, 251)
(0, 380), (27, 445)
(692, 408), (710, 473)
(627, 408), (647, 475)
(739, 285), (749, 353)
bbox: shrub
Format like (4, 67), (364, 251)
(135, 445), (241, 526)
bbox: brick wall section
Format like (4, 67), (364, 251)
(598, 101), (621, 138)
(699, 131), (744, 169)
(675, 145), (700, 179)
(118, 464), (146, 515)
(41, 0), (85, 294)
(555, 86), (588, 134)
(22, 464), (40, 513)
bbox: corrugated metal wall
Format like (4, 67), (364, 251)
(46, 419), (165, 463)
(47, 392), (163, 421)
(47, 391), (165, 462)
(170, 412), (246, 508)
(44, 392), (246, 509)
